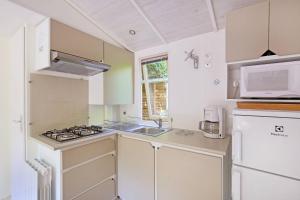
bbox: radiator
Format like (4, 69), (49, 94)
(28, 159), (52, 200)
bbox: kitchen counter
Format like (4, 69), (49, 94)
(120, 129), (231, 156)
(33, 127), (231, 155)
(31, 130), (117, 151)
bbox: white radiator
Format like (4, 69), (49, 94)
(27, 159), (52, 200)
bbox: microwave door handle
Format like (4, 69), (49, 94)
(233, 130), (243, 162)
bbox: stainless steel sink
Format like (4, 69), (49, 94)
(105, 123), (144, 132)
(130, 127), (170, 137)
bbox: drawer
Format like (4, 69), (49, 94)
(62, 137), (115, 169)
(74, 179), (116, 200)
(63, 154), (115, 200)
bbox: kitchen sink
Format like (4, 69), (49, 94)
(130, 127), (171, 137)
(105, 123), (144, 132)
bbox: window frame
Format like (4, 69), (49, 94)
(141, 55), (168, 120)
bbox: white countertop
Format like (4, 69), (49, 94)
(32, 128), (231, 156)
(31, 130), (117, 151)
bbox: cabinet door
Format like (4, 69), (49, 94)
(157, 147), (222, 200)
(50, 19), (103, 62)
(117, 136), (154, 200)
(232, 166), (300, 200)
(35, 18), (51, 70)
(89, 74), (104, 105)
(226, 1), (269, 62)
(269, 0), (300, 56)
(104, 42), (134, 105)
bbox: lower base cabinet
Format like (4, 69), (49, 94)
(117, 135), (155, 200)
(74, 179), (116, 200)
(63, 155), (115, 199)
(117, 135), (230, 200)
(157, 147), (222, 200)
(61, 136), (117, 200)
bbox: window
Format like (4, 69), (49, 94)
(141, 55), (168, 120)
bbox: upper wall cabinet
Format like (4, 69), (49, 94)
(103, 42), (134, 105)
(89, 74), (104, 105)
(35, 18), (103, 71)
(50, 20), (103, 62)
(226, 0), (300, 62)
(226, 1), (269, 62)
(269, 0), (300, 56)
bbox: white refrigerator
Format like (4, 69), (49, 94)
(232, 109), (300, 200)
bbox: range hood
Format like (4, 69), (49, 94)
(43, 51), (111, 76)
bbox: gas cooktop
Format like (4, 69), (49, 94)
(42, 125), (111, 142)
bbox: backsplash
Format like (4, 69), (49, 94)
(30, 74), (88, 136)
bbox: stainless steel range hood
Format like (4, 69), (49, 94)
(43, 51), (111, 76)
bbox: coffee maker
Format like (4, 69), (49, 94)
(199, 106), (225, 139)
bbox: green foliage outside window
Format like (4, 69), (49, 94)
(145, 60), (168, 79)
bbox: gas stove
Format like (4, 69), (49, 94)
(42, 125), (110, 142)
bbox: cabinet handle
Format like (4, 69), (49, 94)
(233, 130), (242, 162)
(12, 116), (23, 132)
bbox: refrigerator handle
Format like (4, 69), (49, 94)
(232, 168), (241, 200)
(233, 130), (242, 162)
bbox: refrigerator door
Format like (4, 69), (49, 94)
(232, 165), (300, 200)
(233, 113), (300, 179)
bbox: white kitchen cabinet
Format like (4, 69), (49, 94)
(62, 137), (116, 200)
(226, 1), (269, 62)
(37, 136), (117, 200)
(34, 18), (103, 72)
(103, 42), (134, 105)
(117, 135), (155, 200)
(89, 74), (104, 105)
(157, 146), (222, 200)
(50, 19), (103, 62)
(226, 0), (300, 62)
(73, 178), (116, 200)
(269, 0), (300, 56)
(117, 135), (230, 200)
(89, 42), (134, 105)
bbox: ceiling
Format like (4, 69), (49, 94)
(0, 0), (43, 37)
(9, 0), (263, 51)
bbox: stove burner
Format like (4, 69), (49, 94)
(42, 125), (105, 142)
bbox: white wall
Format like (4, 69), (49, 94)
(0, 36), (11, 199)
(121, 30), (236, 132)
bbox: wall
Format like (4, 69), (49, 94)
(0, 37), (11, 199)
(30, 74), (89, 136)
(121, 30), (236, 132)
(89, 105), (105, 125)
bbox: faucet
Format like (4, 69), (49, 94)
(153, 118), (163, 129)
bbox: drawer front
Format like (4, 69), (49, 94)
(62, 137), (115, 170)
(74, 179), (116, 200)
(63, 155), (115, 200)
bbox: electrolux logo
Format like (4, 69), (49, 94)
(275, 126), (284, 132)
(271, 125), (288, 137)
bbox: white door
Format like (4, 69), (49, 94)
(232, 165), (300, 200)
(232, 112), (300, 179)
(10, 27), (37, 200)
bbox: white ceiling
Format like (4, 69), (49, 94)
(0, 0), (43, 37)
(9, 0), (264, 51)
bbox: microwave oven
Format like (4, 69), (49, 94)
(240, 61), (300, 98)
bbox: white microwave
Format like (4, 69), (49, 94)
(240, 61), (300, 98)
